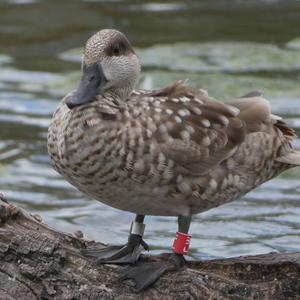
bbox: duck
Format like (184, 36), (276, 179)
(47, 29), (300, 290)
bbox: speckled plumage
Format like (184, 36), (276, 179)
(48, 30), (300, 217)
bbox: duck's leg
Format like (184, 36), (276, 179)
(82, 214), (148, 264)
(121, 215), (192, 290)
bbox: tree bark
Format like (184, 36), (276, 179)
(0, 194), (299, 300)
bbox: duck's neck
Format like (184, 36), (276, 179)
(100, 87), (132, 111)
(103, 85), (134, 104)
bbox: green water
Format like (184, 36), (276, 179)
(1, 0), (300, 259)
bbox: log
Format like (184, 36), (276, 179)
(0, 194), (300, 300)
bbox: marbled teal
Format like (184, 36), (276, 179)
(48, 29), (300, 290)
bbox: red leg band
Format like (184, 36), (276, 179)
(172, 231), (191, 255)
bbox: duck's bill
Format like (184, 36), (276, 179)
(66, 64), (107, 109)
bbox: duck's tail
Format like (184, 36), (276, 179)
(273, 118), (300, 166)
(232, 92), (300, 166)
(276, 150), (300, 166)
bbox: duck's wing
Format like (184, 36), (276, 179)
(142, 82), (298, 176)
(140, 82), (242, 176)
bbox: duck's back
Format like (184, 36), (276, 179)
(47, 82), (300, 216)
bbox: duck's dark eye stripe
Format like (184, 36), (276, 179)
(105, 39), (134, 57)
(105, 43), (122, 57)
(112, 45), (121, 56)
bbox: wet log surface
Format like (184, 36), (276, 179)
(0, 194), (300, 300)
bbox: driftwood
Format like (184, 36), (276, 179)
(0, 194), (300, 300)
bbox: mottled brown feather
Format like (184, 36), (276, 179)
(48, 29), (300, 216)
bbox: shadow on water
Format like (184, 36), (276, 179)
(0, 0), (300, 259)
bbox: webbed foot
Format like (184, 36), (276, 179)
(82, 234), (149, 264)
(121, 253), (185, 290)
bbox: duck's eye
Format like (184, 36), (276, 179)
(112, 44), (122, 56)
(106, 41), (129, 57)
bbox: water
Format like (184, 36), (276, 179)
(1, 0), (300, 259)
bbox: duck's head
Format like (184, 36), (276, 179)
(66, 29), (140, 109)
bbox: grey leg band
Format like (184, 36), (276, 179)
(130, 221), (145, 236)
